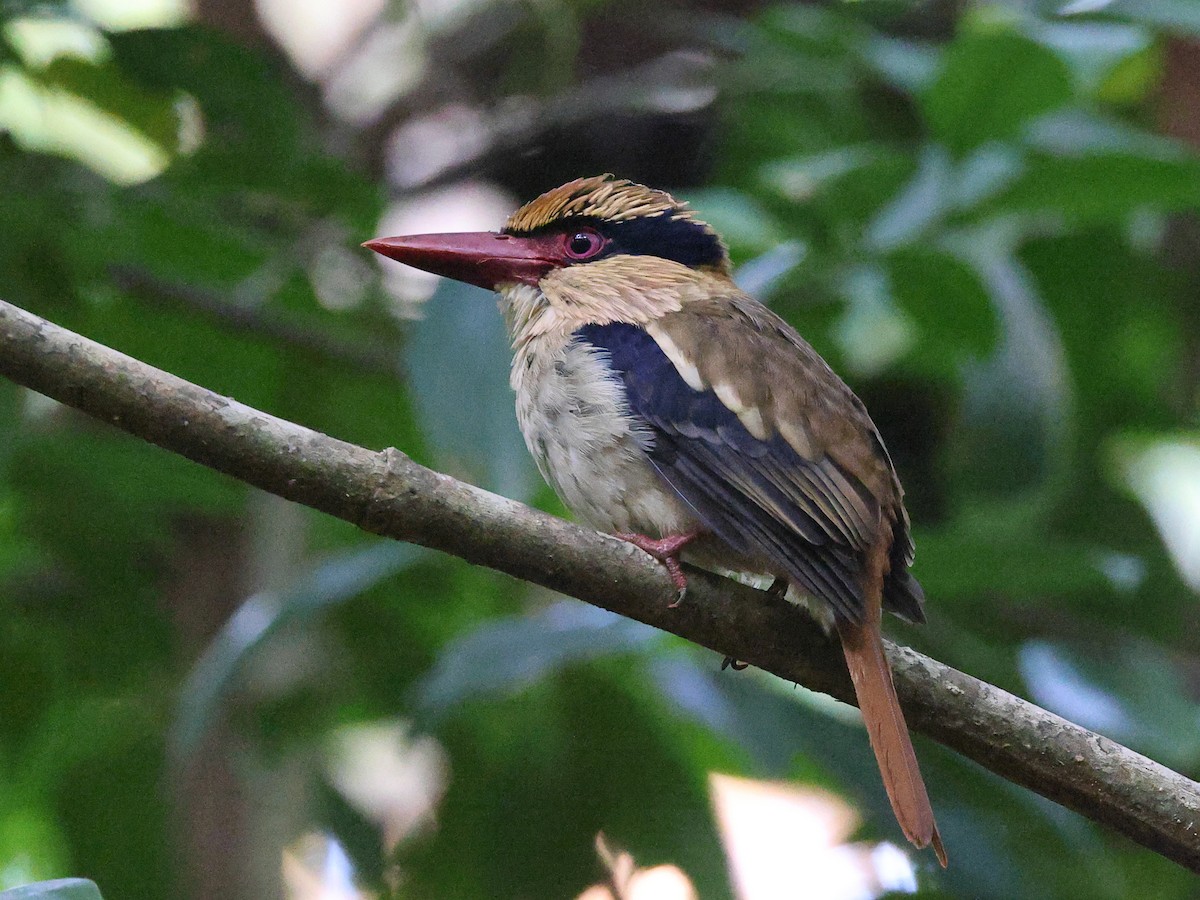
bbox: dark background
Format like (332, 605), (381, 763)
(0, 0), (1199, 897)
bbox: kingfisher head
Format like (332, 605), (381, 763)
(365, 175), (731, 335)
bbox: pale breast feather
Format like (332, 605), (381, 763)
(510, 332), (695, 537)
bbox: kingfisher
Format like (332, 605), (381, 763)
(365, 175), (946, 865)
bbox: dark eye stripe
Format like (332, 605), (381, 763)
(505, 213), (725, 268)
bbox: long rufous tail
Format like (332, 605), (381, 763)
(837, 562), (947, 867)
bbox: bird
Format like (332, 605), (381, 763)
(364, 174), (946, 865)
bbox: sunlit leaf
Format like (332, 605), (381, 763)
(734, 241), (805, 299)
(1079, 0), (1200, 37)
(30, 56), (179, 151)
(1112, 435), (1200, 592)
(0, 66), (169, 183)
(0, 880), (102, 900)
(1026, 108), (1185, 159)
(1024, 20), (1151, 92)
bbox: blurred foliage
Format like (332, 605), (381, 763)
(0, 0), (1199, 898)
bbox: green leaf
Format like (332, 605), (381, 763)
(888, 248), (999, 367)
(1096, 39), (1162, 105)
(80, 197), (269, 284)
(921, 31), (1073, 153)
(0, 809), (71, 894)
(406, 278), (539, 501)
(0, 2), (73, 21)
(406, 664), (732, 897)
(1020, 230), (1183, 425)
(413, 602), (659, 723)
(915, 498), (1108, 600)
(993, 152), (1200, 221)
(0, 881), (102, 900)
(108, 27), (300, 152)
(688, 187), (786, 249)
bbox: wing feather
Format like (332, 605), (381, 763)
(578, 317), (907, 623)
(659, 436), (865, 614)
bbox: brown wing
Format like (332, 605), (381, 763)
(577, 295), (924, 623)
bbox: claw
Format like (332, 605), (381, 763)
(721, 656), (749, 671)
(766, 576), (789, 601)
(614, 530), (699, 606)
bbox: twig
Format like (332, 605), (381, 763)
(110, 266), (406, 381)
(1, 296), (1198, 870)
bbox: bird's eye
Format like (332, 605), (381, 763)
(564, 228), (605, 260)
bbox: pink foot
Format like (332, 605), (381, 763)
(613, 531), (700, 607)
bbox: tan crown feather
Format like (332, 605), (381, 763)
(504, 174), (718, 235)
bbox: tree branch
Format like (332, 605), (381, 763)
(1, 296), (1198, 870)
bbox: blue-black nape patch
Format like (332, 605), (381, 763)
(601, 212), (726, 268)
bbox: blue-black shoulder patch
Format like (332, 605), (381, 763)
(575, 321), (884, 624)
